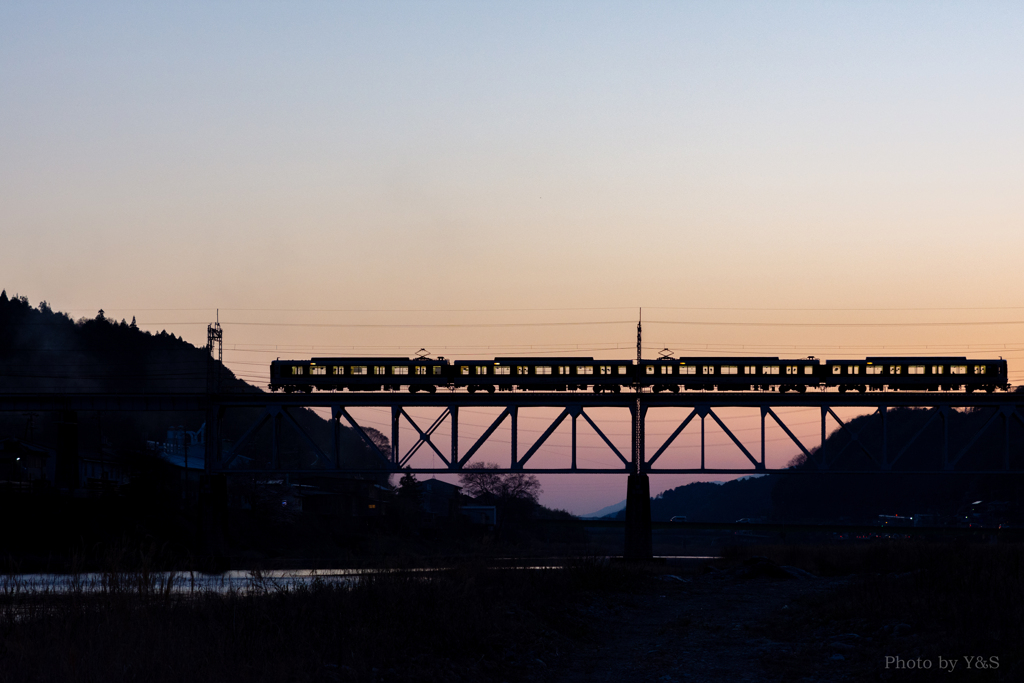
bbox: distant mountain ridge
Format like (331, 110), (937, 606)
(581, 499), (626, 519)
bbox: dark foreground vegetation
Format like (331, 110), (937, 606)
(2, 541), (1020, 682)
(721, 542), (1023, 681)
(0, 557), (632, 683)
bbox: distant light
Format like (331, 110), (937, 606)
(972, 500), (983, 505)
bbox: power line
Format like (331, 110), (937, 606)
(61, 305), (1024, 313)
(116, 319), (1024, 329)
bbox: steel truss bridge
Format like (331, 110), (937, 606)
(5, 389), (1024, 559)
(3, 391), (1024, 476)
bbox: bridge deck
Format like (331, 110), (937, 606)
(1, 390), (1020, 412)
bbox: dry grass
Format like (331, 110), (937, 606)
(0, 557), (639, 683)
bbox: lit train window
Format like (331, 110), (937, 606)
(909, 366), (925, 375)
(890, 366), (902, 374)
(722, 366), (738, 375)
(804, 366), (814, 375)
(291, 366), (304, 376)
(475, 366), (488, 375)
(351, 366), (367, 375)
(460, 367), (470, 375)
(645, 366), (655, 375)
(599, 366), (612, 375)
(680, 366), (696, 375)
(374, 366), (386, 375)
(951, 365), (967, 375)
(848, 366), (860, 375)
(414, 366), (427, 375)
(931, 366), (944, 375)
(536, 366), (552, 375)
(333, 366), (344, 375)
(433, 366), (442, 375)
(974, 365), (987, 375)
(392, 366), (409, 375)
(517, 366), (529, 375)
(660, 366), (672, 375)
(786, 366), (797, 375)
(866, 366), (883, 375)
(578, 366), (594, 375)
(702, 366), (715, 375)
(832, 366), (841, 375)
(617, 366), (627, 374)
(743, 366), (756, 375)
(495, 366), (510, 375)
(559, 366), (570, 375)
(764, 366), (780, 375)
(310, 366), (326, 376)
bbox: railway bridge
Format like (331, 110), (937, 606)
(2, 389), (1024, 559)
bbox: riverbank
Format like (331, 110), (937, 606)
(1, 542), (1019, 682)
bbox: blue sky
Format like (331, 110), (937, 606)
(3, 2), (1024, 511)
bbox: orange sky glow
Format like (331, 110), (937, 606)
(3, 3), (1023, 512)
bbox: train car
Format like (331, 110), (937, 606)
(450, 357), (634, 393)
(268, 355), (1008, 394)
(269, 356), (450, 393)
(822, 357), (1009, 393)
(636, 357), (820, 393)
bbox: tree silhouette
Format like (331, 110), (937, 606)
(458, 462), (541, 503)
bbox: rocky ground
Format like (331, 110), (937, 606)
(534, 557), (1010, 683)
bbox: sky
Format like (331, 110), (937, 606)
(2, 2), (1024, 514)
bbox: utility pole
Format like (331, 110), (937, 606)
(636, 307), (642, 363)
(206, 310), (223, 394)
(203, 310), (227, 567)
(625, 307), (652, 560)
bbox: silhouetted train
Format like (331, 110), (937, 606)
(268, 355), (1009, 394)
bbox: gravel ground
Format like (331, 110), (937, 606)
(537, 567), (855, 683)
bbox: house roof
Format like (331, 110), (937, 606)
(419, 478), (461, 494)
(0, 438), (54, 456)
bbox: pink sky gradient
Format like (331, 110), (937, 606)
(3, 3), (1023, 512)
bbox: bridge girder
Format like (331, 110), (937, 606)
(3, 392), (1023, 476)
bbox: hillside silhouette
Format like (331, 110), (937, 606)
(0, 291), (388, 472)
(619, 402), (1024, 525)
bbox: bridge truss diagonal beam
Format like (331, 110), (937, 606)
(578, 409), (630, 468)
(518, 408), (571, 469)
(647, 408), (699, 468)
(333, 406), (396, 471)
(821, 407), (883, 470)
(396, 407), (450, 468)
(705, 407), (760, 469)
(223, 406), (272, 469)
(398, 408), (450, 468)
(278, 407), (328, 468)
(890, 407), (944, 470)
(458, 407), (511, 469)
(950, 405), (1013, 470)
(763, 407), (813, 469)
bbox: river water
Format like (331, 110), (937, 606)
(2, 556), (719, 595)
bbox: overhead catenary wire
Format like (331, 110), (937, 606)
(59, 305), (1024, 313)
(113, 319), (1024, 329)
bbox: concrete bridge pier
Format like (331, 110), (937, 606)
(623, 398), (653, 560)
(623, 472), (652, 560)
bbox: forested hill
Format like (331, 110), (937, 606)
(0, 290), (233, 394)
(0, 291), (387, 472)
(618, 401), (1024, 525)
(607, 476), (775, 523)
